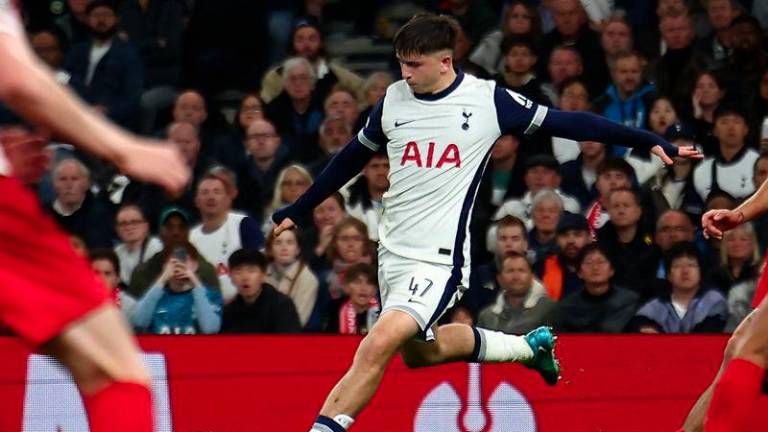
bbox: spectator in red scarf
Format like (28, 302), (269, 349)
(324, 263), (379, 335)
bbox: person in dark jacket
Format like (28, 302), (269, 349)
(221, 249), (301, 333)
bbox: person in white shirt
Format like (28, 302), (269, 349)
(113, 204), (163, 285)
(190, 166), (264, 303)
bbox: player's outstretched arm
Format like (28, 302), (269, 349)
(272, 137), (377, 234)
(703, 177), (768, 239)
(538, 109), (702, 165)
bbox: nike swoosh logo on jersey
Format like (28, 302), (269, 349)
(394, 119), (416, 127)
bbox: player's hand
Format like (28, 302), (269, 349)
(651, 145), (702, 166)
(0, 127), (51, 183)
(117, 138), (190, 197)
(273, 217), (296, 237)
(702, 209), (745, 240)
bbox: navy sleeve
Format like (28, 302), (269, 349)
(239, 216), (265, 250)
(539, 108), (679, 157)
(272, 137), (376, 225)
(357, 97), (387, 151)
(494, 86), (549, 136)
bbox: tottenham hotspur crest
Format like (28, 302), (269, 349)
(462, 109), (472, 130)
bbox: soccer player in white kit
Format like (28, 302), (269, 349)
(273, 14), (701, 432)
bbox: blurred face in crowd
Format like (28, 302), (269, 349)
(363, 155), (390, 193)
(668, 255), (700, 293)
(173, 91), (207, 127)
(708, 0), (739, 31)
(365, 74), (390, 106)
(548, 48), (583, 85)
(559, 81), (590, 111)
(313, 196), (346, 228)
(601, 21), (632, 56)
(557, 229), (591, 260)
(195, 178), (232, 219)
(579, 141), (605, 160)
(657, 0), (687, 17)
(31, 31), (64, 69)
(596, 169), (630, 197)
(293, 26), (322, 60)
(280, 168), (311, 204)
(714, 114), (748, 149)
(552, 0), (585, 37)
(525, 166), (560, 193)
(284, 62), (316, 101)
(660, 15), (694, 50)
(532, 198), (561, 234)
(497, 224), (528, 256)
(319, 118), (352, 154)
(730, 21), (762, 53)
(159, 215), (189, 247)
(753, 157), (768, 188)
(694, 73), (723, 108)
(725, 226), (754, 262)
(453, 26), (472, 62)
(53, 160), (89, 208)
(92, 258), (120, 290)
(655, 211), (694, 252)
(168, 122), (200, 167)
(325, 90), (359, 127)
(505, 45), (537, 74)
(245, 120), (281, 162)
(335, 225), (366, 262)
(69, 0), (92, 14)
(578, 250), (614, 293)
(648, 98), (678, 136)
(491, 135), (519, 162)
(230, 264), (266, 303)
(607, 190), (641, 229)
(611, 55), (643, 97)
(348, 275), (376, 309)
(505, 3), (533, 35)
(497, 255), (533, 298)
(88, 5), (117, 40)
(270, 229), (301, 266)
(238, 95), (264, 131)
(115, 206), (149, 244)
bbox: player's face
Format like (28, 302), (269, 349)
(116, 207), (149, 243)
(532, 200), (561, 233)
(496, 225), (528, 256)
(173, 92), (207, 126)
(497, 256), (533, 297)
(335, 226), (366, 262)
(230, 264), (266, 302)
(270, 231), (301, 266)
(281, 169), (311, 204)
(363, 156), (390, 192)
(668, 256), (700, 292)
(195, 178), (231, 217)
(91, 259), (120, 290)
(607, 191), (641, 229)
(348, 277), (375, 307)
(398, 51), (450, 94)
(556, 229), (590, 260)
(313, 197), (346, 228)
(648, 98), (677, 136)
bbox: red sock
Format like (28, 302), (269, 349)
(705, 359), (764, 432)
(81, 381), (153, 432)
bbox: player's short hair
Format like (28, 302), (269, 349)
(343, 263), (377, 286)
(228, 248), (268, 272)
(500, 34), (537, 56)
(664, 241), (702, 274)
(88, 247), (121, 276)
(393, 13), (459, 57)
(496, 214), (526, 234)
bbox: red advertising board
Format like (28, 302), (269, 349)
(0, 335), (766, 431)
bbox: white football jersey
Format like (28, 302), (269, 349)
(358, 70), (548, 266)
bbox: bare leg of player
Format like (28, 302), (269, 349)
(45, 304), (153, 432)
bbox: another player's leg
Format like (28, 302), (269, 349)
(310, 310), (421, 432)
(401, 324), (559, 385)
(45, 304), (153, 432)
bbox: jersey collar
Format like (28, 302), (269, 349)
(413, 69), (465, 101)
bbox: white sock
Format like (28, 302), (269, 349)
(475, 328), (533, 363)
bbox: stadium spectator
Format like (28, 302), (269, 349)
(538, 0), (609, 97)
(260, 17), (363, 105)
(600, 14), (634, 59)
(346, 152), (389, 242)
(699, 0), (740, 62)
(89, 247), (136, 317)
(190, 167), (264, 303)
(541, 46), (583, 105)
(324, 87), (360, 133)
(646, 96), (680, 138)
(265, 228), (319, 328)
(262, 164), (313, 235)
(755, 70), (768, 146)
(693, 105), (759, 202)
(594, 51), (656, 132)
(551, 77), (592, 163)
(585, 157), (635, 233)
(264, 57), (325, 163)
(55, 0), (94, 45)
(718, 15), (768, 105)
(540, 212), (592, 300)
(47, 158), (114, 249)
(469, 0), (541, 76)
(118, 0), (185, 134)
(308, 115), (352, 176)
(131, 242), (223, 334)
(726, 278), (757, 332)
(324, 263), (380, 335)
(128, 206), (220, 299)
(64, 0), (143, 129)
(477, 252), (555, 334)
(553, 243), (640, 332)
(357, 71), (393, 130)
(710, 223), (761, 295)
(494, 35), (548, 106)
(113, 204), (163, 285)
(528, 189), (564, 268)
(652, 209), (697, 279)
(560, 140), (604, 209)
(221, 248), (302, 333)
(303, 192), (347, 272)
(634, 241), (728, 333)
(324, 217), (375, 300)
(29, 28), (68, 81)
(689, 71), (726, 154)
(597, 187), (658, 300)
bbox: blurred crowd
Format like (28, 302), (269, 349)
(10, 0), (768, 335)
